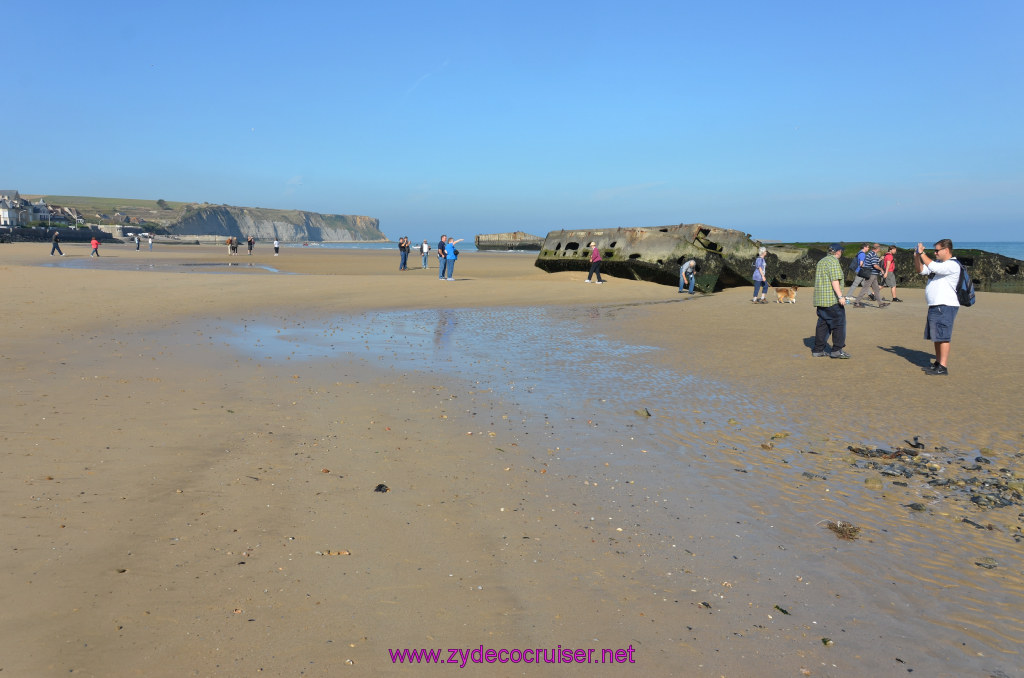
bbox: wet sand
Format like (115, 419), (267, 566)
(1, 242), (1022, 676)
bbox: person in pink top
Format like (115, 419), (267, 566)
(882, 245), (902, 302)
(584, 241), (604, 284)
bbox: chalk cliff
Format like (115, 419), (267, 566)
(166, 205), (384, 242)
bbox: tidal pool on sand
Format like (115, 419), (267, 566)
(223, 304), (1024, 670)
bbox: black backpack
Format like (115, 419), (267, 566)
(955, 261), (976, 307)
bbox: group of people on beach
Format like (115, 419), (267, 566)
(844, 242), (902, 305)
(685, 239), (963, 374)
(397, 237), (439, 271)
(811, 239), (964, 375)
(226, 236), (274, 255)
(395, 235), (465, 279)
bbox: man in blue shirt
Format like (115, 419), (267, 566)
(845, 243), (870, 299)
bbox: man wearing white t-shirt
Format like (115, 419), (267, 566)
(914, 238), (960, 376)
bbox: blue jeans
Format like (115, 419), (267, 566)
(445, 258), (455, 278)
(422, 253), (429, 268)
(399, 250), (408, 269)
(753, 280), (768, 298)
(679, 270), (695, 293)
(813, 304), (846, 353)
(439, 258), (448, 279)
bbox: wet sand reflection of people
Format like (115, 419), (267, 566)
(434, 309), (457, 350)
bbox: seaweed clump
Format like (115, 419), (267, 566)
(826, 520), (861, 540)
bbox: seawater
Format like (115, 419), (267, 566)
(895, 241), (1024, 260)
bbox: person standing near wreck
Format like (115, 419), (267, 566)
(914, 239), (960, 376)
(811, 243), (849, 358)
(585, 242), (604, 284)
(751, 247), (768, 303)
(679, 259), (696, 294)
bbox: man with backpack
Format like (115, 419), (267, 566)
(914, 238), (962, 376)
(845, 243), (870, 300)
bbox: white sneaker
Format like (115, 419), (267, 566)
(595, 281), (604, 284)
(447, 278), (453, 281)
(584, 279), (591, 283)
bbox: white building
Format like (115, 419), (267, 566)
(0, 191), (27, 225)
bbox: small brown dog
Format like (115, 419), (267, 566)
(774, 286), (799, 303)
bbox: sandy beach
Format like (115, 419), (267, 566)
(1, 241), (1022, 677)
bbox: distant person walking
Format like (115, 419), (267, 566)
(135, 235), (141, 251)
(50, 231), (64, 256)
(585, 242), (604, 284)
(90, 236), (100, 257)
(679, 259), (696, 294)
(811, 243), (849, 358)
(853, 243), (884, 306)
(914, 239), (960, 376)
(882, 245), (901, 302)
(437, 235), (448, 280)
(421, 240), (430, 269)
(273, 239), (280, 256)
(752, 247), (768, 303)
(445, 238), (463, 280)
(148, 235), (153, 251)
(845, 243), (870, 299)
(247, 236), (254, 255)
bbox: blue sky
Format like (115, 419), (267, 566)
(4, 1), (1022, 242)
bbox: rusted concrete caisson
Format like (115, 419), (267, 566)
(534, 223), (761, 292)
(475, 231), (544, 251)
(534, 226), (1024, 294)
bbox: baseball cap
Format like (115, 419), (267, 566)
(829, 243), (843, 252)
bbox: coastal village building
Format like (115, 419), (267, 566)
(0, 192), (80, 226)
(0, 190), (26, 225)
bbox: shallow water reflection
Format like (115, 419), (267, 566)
(227, 305), (1024, 669)
(44, 258), (284, 273)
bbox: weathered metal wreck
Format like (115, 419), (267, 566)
(534, 224), (1024, 293)
(475, 231), (544, 251)
(534, 223), (761, 292)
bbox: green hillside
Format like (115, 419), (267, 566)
(28, 194), (191, 226)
